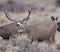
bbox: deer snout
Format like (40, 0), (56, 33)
(16, 22), (21, 26)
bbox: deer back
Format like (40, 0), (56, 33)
(22, 20), (57, 41)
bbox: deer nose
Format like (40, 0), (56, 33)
(16, 22), (21, 26)
(16, 24), (20, 26)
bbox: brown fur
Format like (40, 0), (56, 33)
(0, 23), (19, 39)
(22, 20), (57, 44)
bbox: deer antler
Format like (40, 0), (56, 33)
(4, 8), (32, 24)
(4, 11), (16, 21)
(22, 8), (32, 22)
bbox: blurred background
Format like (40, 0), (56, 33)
(0, 0), (60, 12)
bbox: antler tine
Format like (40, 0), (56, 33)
(28, 7), (32, 14)
(4, 11), (16, 21)
(22, 8), (32, 22)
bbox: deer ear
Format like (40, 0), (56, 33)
(56, 17), (58, 21)
(51, 16), (55, 21)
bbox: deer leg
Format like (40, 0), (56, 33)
(48, 36), (53, 44)
(9, 33), (14, 39)
(52, 35), (56, 44)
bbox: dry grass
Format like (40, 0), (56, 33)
(0, 34), (60, 52)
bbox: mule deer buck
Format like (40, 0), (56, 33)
(19, 16), (58, 44)
(0, 8), (32, 39)
(0, 8), (58, 44)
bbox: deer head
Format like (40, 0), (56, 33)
(51, 16), (58, 21)
(4, 8), (32, 27)
(4, 8), (32, 34)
